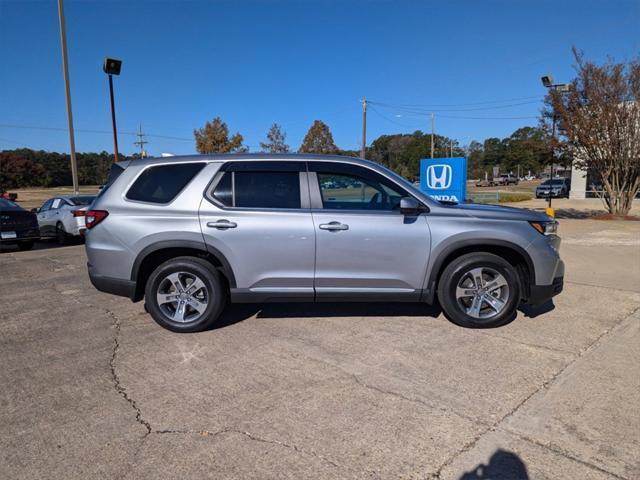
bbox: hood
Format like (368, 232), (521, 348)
(438, 203), (550, 222)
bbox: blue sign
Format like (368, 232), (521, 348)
(420, 157), (467, 203)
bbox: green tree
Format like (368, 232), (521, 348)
(299, 120), (338, 154)
(194, 117), (245, 154)
(260, 123), (290, 153)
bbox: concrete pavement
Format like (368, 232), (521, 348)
(1, 218), (638, 479)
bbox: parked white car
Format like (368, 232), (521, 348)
(34, 195), (95, 243)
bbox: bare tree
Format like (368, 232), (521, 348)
(543, 49), (639, 215)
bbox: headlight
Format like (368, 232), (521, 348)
(530, 220), (558, 235)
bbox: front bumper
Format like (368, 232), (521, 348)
(527, 276), (564, 306)
(88, 263), (136, 300)
(536, 190), (563, 198)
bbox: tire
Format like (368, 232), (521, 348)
(55, 222), (68, 245)
(144, 256), (227, 333)
(17, 241), (34, 251)
(437, 252), (520, 328)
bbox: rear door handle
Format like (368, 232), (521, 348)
(319, 221), (349, 231)
(207, 220), (237, 229)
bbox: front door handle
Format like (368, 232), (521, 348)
(319, 221), (349, 231)
(207, 220), (237, 229)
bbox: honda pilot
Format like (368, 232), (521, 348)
(85, 154), (564, 332)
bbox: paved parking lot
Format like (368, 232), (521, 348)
(1, 219), (639, 479)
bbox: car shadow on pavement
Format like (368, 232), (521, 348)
(214, 302), (443, 330)
(0, 238), (84, 253)
(458, 449), (529, 479)
(519, 300), (556, 318)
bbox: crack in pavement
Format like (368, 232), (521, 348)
(429, 304), (640, 480)
(505, 431), (628, 480)
(150, 428), (342, 469)
(108, 309), (152, 435)
(105, 311), (342, 471)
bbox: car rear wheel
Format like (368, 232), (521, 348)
(437, 252), (520, 328)
(144, 256), (226, 332)
(55, 222), (68, 245)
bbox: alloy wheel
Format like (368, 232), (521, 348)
(455, 267), (510, 320)
(156, 271), (209, 323)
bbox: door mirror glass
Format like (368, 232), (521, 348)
(400, 197), (420, 216)
(31, 207), (39, 213)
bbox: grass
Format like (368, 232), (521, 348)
(466, 192), (533, 204)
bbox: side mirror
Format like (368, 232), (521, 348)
(31, 208), (39, 213)
(400, 197), (421, 216)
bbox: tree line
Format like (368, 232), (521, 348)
(0, 122), (553, 189)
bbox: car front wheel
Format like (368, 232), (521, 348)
(144, 256), (226, 332)
(437, 252), (520, 328)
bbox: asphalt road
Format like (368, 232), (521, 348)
(1, 219), (639, 479)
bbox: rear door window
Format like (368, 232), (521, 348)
(127, 163), (205, 204)
(210, 162), (304, 209)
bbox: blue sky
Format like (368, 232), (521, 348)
(1, 0), (638, 156)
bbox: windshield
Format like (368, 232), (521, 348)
(542, 179), (566, 186)
(69, 196), (96, 206)
(373, 163), (423, 196)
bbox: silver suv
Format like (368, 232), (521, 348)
(85, 154), (564, 332)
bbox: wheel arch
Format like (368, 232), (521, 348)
(424, 239), (535, 304)
(131, 240), (236, 302)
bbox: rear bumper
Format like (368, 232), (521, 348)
(527, 276), (564, 306)
(88, 263), (136, 300)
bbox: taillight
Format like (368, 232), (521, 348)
(71, 210), (86, 217)
(85, 210), (108, 229)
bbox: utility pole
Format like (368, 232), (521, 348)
(360, 99), (367, 159)
(56, 0), (79, 194)
(430, 113), (435, 158)
(450, 139), (453, 157)
(134, 124), (148, 157)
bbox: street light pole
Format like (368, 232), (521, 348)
(108, 74), (119, 162)
(541, 75), (569, 216)
(103, 58), (123, 163)
(56, 0), (79, 194)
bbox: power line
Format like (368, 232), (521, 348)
(0, 123), (194, 141)
(368, 106), (423, 128)
(369, 99), (541, 113)
(367, 95), (542, 108)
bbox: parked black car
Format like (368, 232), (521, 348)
(0, 198), (40, 251)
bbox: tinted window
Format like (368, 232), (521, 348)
(127, 163), (205, 203)
(317, 172), (404, 211)
(235, 171), (300, 209)
(212, 172), (232, 206)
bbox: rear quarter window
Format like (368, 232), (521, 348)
(126, 163), (205, 204)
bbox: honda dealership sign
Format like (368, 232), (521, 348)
(420, 157), (467, 203)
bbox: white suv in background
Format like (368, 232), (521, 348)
(35, 195), (95, 243)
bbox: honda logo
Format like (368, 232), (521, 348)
(426, 164), (452, 189)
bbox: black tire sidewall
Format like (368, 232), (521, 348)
(438, 253), (520, 328)
(145, 257), (226, 333)
(56, 222), (67, 244)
